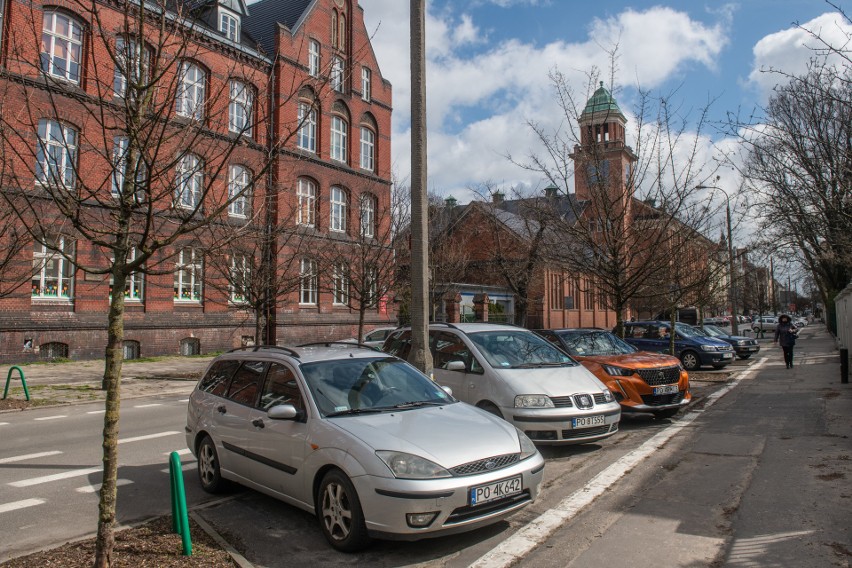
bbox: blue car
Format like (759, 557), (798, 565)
(618, 321), (735, 371)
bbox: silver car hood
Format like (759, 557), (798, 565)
(495, 365), (606, 395)
(330, 403), (520, 468)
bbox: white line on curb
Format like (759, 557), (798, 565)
(0, 451), (62, 465)
(118, 431), (181, 444)
(469, 358), (768, 568)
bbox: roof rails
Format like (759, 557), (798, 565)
(226, 345), (301, 358)
(428, 322), (459, 329)
(296, 341), (380, 352)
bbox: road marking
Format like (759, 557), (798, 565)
(0, 499), (46, 514)
(0, 451), (62, 465)
(178, 399), (189, 403)
(87, 410), (106, 415)
(118, 431), (181, 444)
(164, 449), (192, 456)
(133, 404), (162, 408)
(160, 463), (195, 474)
(76, 479), (134, 493)
(0, 423), (9, 427)
(9, 467), (102, 488)
(470, 358), (768, 568)
(34, 415), (67, 421)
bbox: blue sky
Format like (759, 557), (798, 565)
(357, 0), (850, 202)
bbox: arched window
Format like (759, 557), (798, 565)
(339, 13), (346, 50)
(297, 101), (317, 152)
(331, 10), (338, 48)
(175, 153), (203, 209)
(360, 193), (376, 238)
(360, 126), (375, 171)
(114, 36), (149, 98)
(297, 178), (317, 227)
(123, 340), (140, 360)
(228, 165), (251, 217)
(330, 186), (348, 233)
(308, 39), (320, 77)
(330, 57), (344, 92)
(300, 258), (318, 305)
(176, 61), (206, 120)
(174, 247), (203, 302)
(331, 103), (349, 163)
(41, 11), (83, 84)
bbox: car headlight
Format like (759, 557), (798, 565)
(600, 389), (614, 403)
(376, 451), (452, 479)
(516, 428), (538, 460)
(602, 364), (634, 377)
(737, 340), (749, 346)
(514, 395), (554, 408)
(700, 345), (716, 352)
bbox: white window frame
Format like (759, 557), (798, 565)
(366, 266), (378, 305)
(361, 67), (371, 101)
(113, 36), (147, 98)
(112, 136), (146, 201)
(229, 80), (252, 136)
(36, 119), (77, 189)
(297, 178), (316, 227)
(330, 115), (347, 163)
(41, 11), (83, 84)
(333, 263), (349, 305)
(0, 2), (4, 51)
(359, 127), (375, 171)
(219, 10), (240, 42)
(32, 236), (74, 300)
(228, 165), (250, 218)
(297, 102), (316, 152)
(331, 57), (344, 92)
(176, 61), (206, 120)
(360, 194), (375, 239)
(330, 186), (347, 233)
(230, 254), (250, 304)
(299, 258), (318, 305)
(174, 247), (203, 303)
(110, 247), (144, 302)
(309, 39), (320, 77)
(176, 153), (203, 209)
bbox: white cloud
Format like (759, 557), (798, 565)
(747, 12), (852, 99)
(360, 2), (730, 198)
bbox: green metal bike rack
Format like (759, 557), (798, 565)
(3, 366), (30, 401)
(169, 451), (192, 556)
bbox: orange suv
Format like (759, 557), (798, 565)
(535, 329), (690, 419)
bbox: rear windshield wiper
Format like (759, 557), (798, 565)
(325, 408), (385, 417)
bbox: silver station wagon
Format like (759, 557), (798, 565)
(383, 323), (622, 445)
(185, 344), (544, 551)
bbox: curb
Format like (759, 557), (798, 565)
(190, 511), (255, 568)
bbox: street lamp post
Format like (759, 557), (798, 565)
(696, 183), (740, 335)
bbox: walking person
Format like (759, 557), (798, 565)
(774, 314), (798, 368)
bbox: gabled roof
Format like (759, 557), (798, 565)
(242, 0), (315, 56)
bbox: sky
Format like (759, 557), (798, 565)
(354, 0), (850, 205)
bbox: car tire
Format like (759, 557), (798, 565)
(712, 364), (728, 370)
(477, 402), (503, 419)
(738, 354), (752, 360)
(197, 435), (227, 494)
(318, 469), (371, 552)
(653, 408), (679, 419)
(680, 350), (700, 371)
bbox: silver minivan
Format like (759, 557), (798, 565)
(383, 323), (621, 444)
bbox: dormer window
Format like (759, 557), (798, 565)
(219, 10), (239, 43)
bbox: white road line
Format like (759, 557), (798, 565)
(87, 410), (106, 415)
(0, 423), (9, 426)
(160, 463), (195, 474)
(34, 415), (67, 421)
(9, 467), (102, 488)
(469, 358), (768, 568)
(0, 451), (62, 465)
(118, 431), (181, 444)
(133, 404), (162, 408)
(76, 479), (134, 493)
(178, 399), (189, 403)
(164, 449), (192, 456)
(0, 499), (46, 514)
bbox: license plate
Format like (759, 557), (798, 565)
(746, 347), (758, 351)
(722, 353), (733, 359)
(470, 475), (522, 506)
(572, 415), (605, 428)
(653, 385), (679, 395)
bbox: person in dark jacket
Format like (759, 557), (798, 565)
(774, 314), (798, 368)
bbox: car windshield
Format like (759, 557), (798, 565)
(674, 323), (702, 337)
(468, 330), (576, 368)
(300, 357), (453, 417)
(559, 331), (637, 356)
(701, 325), (727, 337)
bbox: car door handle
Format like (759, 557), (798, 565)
(252, 418), (265, 429)
(216, 405), (226, 414)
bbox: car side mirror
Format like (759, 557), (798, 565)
(268, 404), (301, 421)
(441, 386), (453, 397)
(445, 360), (466, 372)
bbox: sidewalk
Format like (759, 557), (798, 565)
(523, 325), (852, 567)
(0, 355), (213, 410)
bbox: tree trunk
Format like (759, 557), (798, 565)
(94, 272), (127, 567)
(358, 304), (366, 343)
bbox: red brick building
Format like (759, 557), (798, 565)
(0, 0), (394, 363)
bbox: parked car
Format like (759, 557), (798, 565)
(343, 326), (397, 349)
(696, 324), (760, 359)
(186, 344), (544, 551)
(619, 321), (735, 371)
(752, 316), (779, 334)
(535, 329), (690, 419)
(382, 323), (621, 445)
(703, 317), (730, 328)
